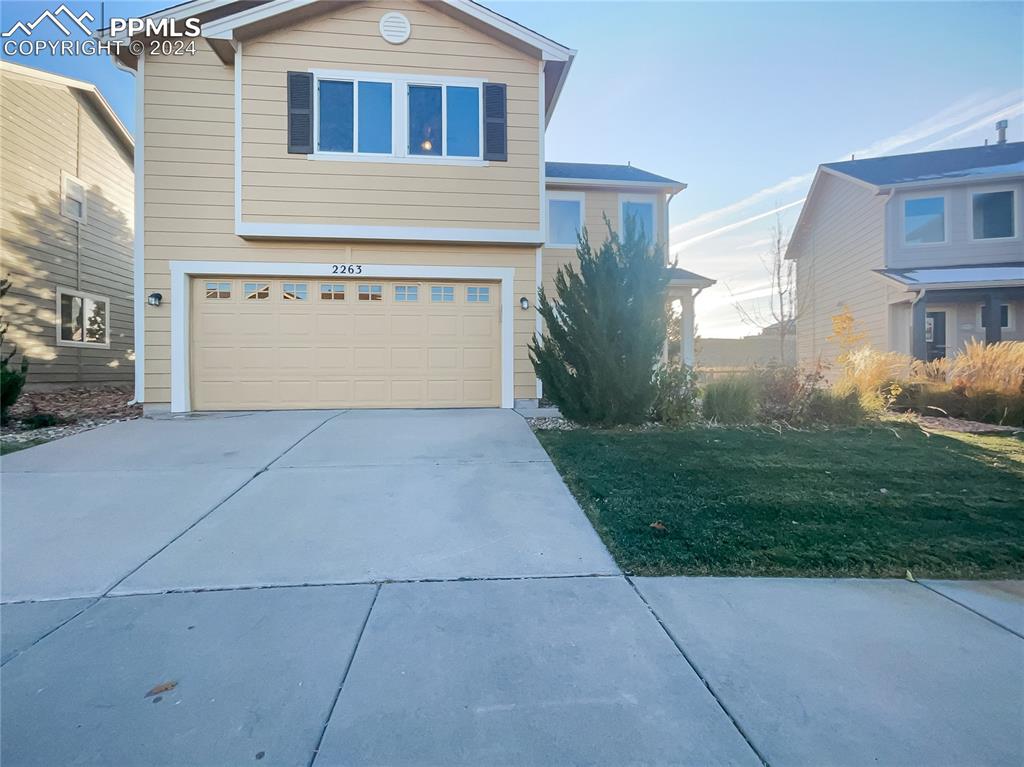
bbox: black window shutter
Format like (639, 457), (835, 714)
(482, 83), (507, 162)
(287, 71), (314, 154)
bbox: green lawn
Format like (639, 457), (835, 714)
(536, 425), (1024, 579)
(1, 439), (46, 455)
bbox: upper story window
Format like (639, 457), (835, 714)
(318, 79), (392, 154)
(547, 192), (585, 248)
(313, 71), (483, 162)
(620, 196), (657, 242)
(971, 188), (1016, 240)
(61, 171), (87, 223)
(903, 196), (946, 245)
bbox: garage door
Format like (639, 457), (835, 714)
(190, 277), (500, 410)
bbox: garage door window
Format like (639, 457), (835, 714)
(431, 285), (454, 303)
(205, 281), (231, 299)
(394, 285), (418, 302)
(320, 283), (345, 300)
(283, 282), (308, 301)
(467, 286), (490, 303)
(358, 284), (383, 301)
(244, 282), (270, 300)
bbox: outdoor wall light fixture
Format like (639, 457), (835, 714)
(147, 293), (163, 307)
(519, 296), (530, 310)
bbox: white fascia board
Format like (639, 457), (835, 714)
(98, 0), (234, 41)
(201, 0), (319, 38)
(235, 221), (544, 245)
(168, 261), (518, 411)
(545, 177), (686, 193)
(443, 0), (573, 61)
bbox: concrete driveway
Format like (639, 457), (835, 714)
(2, 410), (1022, 766)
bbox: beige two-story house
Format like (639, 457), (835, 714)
(0, 61), (135, 387)
(787, 135), (1024, 368)
(108, 0), (709, 413)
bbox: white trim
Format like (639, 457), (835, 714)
(202, 0), (314, 38)
(55, 286), (111, 349)
(169, 261), (516, 412)
(618, 193), (660, 242)
(133, 54), (145, 401)
(234, 41), (242, 236)
(535, 246), (543, 400)
(968, 184), (1020, 242)
(310, 69), (485, 163)
(60, 171), (87, 223)
(546, 177), (685, 192)
(235, 221), (543, 244)
(901, 190), (949, 247)
(545, 190), (585, 247)
(442, 0), (573, 61)
(537, 61), (546, 252)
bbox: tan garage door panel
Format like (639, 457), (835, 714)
(190, 278), (500, 410)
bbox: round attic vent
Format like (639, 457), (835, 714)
(379, 12), (411, 44)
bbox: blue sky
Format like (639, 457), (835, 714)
(3, 1), (1022, 336)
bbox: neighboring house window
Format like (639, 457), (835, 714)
(979, 304), (1011, 329)
(358, 284), (383, 301)
(394, 285), (418, 302)
(56, 287), (108, 348)
(313, 71), (483, 161)
(467, 286), (490, 303)
(547, 192), (585, 247)
(206, 281), (231, 299)
(61, 172), (87, 223)
(903, 196), (945, 244)
(971, 189), (1016, 240)
(431, 285), (455, 303)
(620, 196), (656, 242)
(282, 282), (308, 300)
(244, 282), (270, 300)
(320, 283), (345, 300)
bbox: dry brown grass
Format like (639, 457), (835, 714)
(949, 340), (1024, 396)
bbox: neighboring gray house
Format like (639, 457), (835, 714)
(0, 61), (135, 387)
(787, 130), (1023, 368)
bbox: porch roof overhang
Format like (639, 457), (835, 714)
(874, 263), (1024, 292)
(667, 266), (715, 297)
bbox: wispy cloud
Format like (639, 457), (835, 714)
(681, 91), (1021, 338)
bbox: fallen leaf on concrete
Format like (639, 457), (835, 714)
(649, 521), (668, 532)
(145, 681), (177, 698)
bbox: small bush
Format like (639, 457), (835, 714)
(650, 364), (698, 425)
(1, 276), (28, 425)
(22, 412), (64, 429)
(805, 388), (864, 425)
(750, 365), (827, 425)
(895, 383), (1024, 426)
(702, 375), (758, 424)
(949, 340), (1024, 396)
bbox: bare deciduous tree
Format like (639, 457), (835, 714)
(734, 212), (798, 364)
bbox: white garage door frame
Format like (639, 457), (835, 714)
(168, 260), (516, 413)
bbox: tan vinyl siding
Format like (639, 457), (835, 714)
(142, 37), (538, 405)
(792, 173), (891, 371)
(0, 69), (134, 386)
(240, 0), (541, 232)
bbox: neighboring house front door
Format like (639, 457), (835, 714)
(926, 311), (947, 361)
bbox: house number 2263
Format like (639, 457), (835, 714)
(331, 264), (363, 275)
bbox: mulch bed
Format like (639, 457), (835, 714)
(2, 386), (141, 442)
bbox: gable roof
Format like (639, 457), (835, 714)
(545, 162), (686, 191)
(0, 61), (133, 156)
(823, 142), (1024, 188)
(106, 0), (575, 121)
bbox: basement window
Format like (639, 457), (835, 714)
(57, 287), (108, 347)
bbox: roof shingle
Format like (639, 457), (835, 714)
(545, 162), (683, 187)
(823, 142), (1024, 186)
